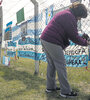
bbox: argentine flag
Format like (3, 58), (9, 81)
(45, 5), (54, 25)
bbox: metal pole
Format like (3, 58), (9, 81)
(31, 0), (39, 75)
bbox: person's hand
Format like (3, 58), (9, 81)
(82, 33), (89, 40)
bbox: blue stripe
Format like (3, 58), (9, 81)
(3, 56), (5, 65)
(7, 51), (16, 57)
(89, 50), (90, 61)
(38, 53), (47, 62)
(17, 51), (88, 67)
(15, 50), (89, 67)
(65, 55), (88, 67)
(50, 5), (54, 20)
(17, 51), (46, 60)
(39, 53), (88, 67)
(5, 27), (11, 33)
(27, 29), (42, 36)
(6, 21), (12, 27)
(12, 25), (20, 32)
(13, 29), (42, 41)
(70, 41), (76, 45)
(27, 12), (43, 23)
(3, 56), (10, 66)
(18, 51), (35, 60)
(13, 32), (21, 41)
(45, 5), (54, 25)
(45, 8), (48, 25)
(8, 41), (16, 47)
(18, 37), (41, 45)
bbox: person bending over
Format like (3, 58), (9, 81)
(40, 2), (90, 98)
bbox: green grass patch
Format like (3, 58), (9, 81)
(0, 56), (90, 100)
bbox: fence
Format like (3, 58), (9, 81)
(3, 0), (90, 74)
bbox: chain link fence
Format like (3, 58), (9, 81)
(1, 0), (90, 96)
(38, 0), (90, 93)
(3, 0), (90, 71)
(39, 0), (90, 67)
(38, 1), (90, 90)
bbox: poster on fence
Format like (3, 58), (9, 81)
(3, 56), (10, 66)
(39, 42), (88, 67)
(21, 21), (27, 37)
(17, 16), (42, 59)
(64, 41), (88, 67)
(45, 5), (54, 25)
(7, 41), (16, 57)
(4, 21), (12, 41)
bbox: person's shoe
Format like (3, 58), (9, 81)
(60, 91), (77, 98)
(45, 87), (60, 93)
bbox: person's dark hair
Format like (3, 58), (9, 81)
(69, 2), (87, 18)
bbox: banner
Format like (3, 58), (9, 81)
(45, 5), (54, 25)
(17, 14), (42, 59)
(4, 21), (12, 40)
(7, 41), (16, 57)
(5, 4), (89, 67)
(21, 21), (27, 38)
(3, 56), (10, 66)
(64, 43), (88, 67)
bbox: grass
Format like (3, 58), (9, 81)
(0, 56), (90, 100)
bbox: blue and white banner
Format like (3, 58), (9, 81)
(6, 40), (17, 57)
(6, 21), (12, 27)
(3, 56), (10, 66)
(4, 21), (12, 40)
(64, 44), (88, 67)
(45, 5), (54, 25)
(20, 21), (27, 37)
(65, 55), (88, 67)
(7, 51), (16, 57)
(8, 41), (16, 47)
(5, 4), (89, 67)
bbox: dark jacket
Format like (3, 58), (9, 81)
(40, 9), (87, 49)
